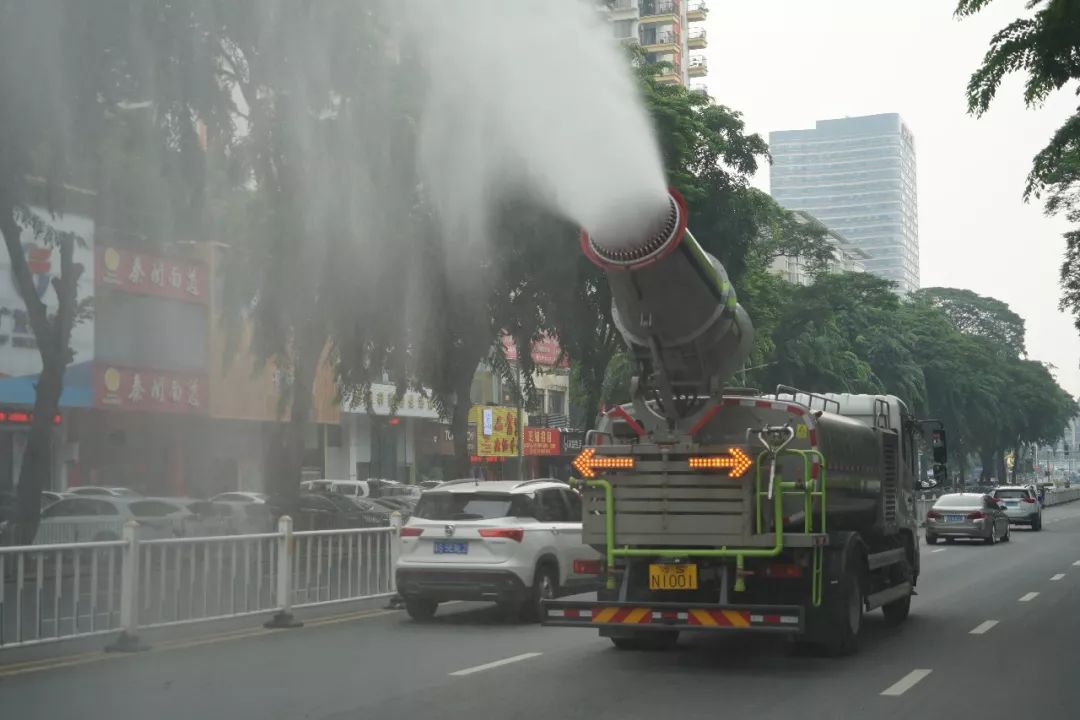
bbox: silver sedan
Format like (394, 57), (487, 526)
(925, 493), (1010, 545)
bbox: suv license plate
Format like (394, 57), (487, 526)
(434, 541), (468, 555)
(648, 564), (697, 590)
(945, 515), (965, 523)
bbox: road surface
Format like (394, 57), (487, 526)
(3, 503), (1080, 719)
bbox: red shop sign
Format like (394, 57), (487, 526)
(523, 427), (561, 456)
(96, 246), (207, 304)
(94, 365), (208, 415)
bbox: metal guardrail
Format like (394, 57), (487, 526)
(0, 515), (400, 650)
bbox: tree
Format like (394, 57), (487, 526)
(914, 287), (1027, 354)
(956, 0), (1080, 330)
(0, 1), (224, 540)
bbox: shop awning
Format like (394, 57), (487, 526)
(0, 361), (92, 408)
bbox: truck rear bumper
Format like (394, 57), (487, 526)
(541, 600), (804, 633)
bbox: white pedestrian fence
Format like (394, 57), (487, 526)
(0, 515), (400, 650)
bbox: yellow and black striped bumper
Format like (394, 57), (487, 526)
(541, 600), (804, 632)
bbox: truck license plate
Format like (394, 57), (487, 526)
(648, 564), (697, 590)
(434, 541), (468, 555)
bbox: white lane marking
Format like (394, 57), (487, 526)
(449, 652), (543, 677)
(931, 548), (946, 553)
(1073, 561), (1080, 567)
(1019, 592), (1040, 602)
(1051, 573), (1065, 581)
(969, 620), (998, 635)
(881, 669), (933, 696)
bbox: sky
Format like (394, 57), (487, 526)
(701, 0), (1080, 397)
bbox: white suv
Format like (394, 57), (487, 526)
(395, 479), (601, 621)
(991, 485), (1043, 530)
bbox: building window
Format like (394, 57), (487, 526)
(612, 19), (634, 39)
(548, 390), (566, 415)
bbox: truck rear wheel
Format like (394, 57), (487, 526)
(881, 559), (912, 627)
(802, 540), (864, 657)
(610, 631), (679, 651)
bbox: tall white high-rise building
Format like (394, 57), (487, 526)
(769, 114), (920, 293)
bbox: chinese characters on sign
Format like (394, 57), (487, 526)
(346, 383), (441, 419)
(499, 333), (570, 369)
(96, 246), (207, 304)
(468, 405), (519, 457)
(95, 365), (207, 415)
(523, 427), (561, 456)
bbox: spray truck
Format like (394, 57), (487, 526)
(541, 189), (948, 655)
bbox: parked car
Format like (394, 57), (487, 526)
(925, 493), (1011, 545)
(185, 499), (274, 535)
(395, 479), (602, 622)
(210, 491), (268, 504)
(35, 496), (198, 544)
(267, 492), (388, 531)
(67, 486), (141, 498)
(990, 486), (1043, 530)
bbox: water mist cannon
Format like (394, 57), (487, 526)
(580, 188), (754, 413)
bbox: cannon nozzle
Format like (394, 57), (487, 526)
(578, 188), (754, 413)
(580, 190), (687, 270)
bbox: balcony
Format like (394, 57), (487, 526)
(687, 0), (707, 21)
(687, 27), (706, 48)
(640, 0), (679, 23)
(655, 61), (682, 85)
(689, 83), (709, 95)
(639, 28), (679, 50)
(688, 55), (707, 77)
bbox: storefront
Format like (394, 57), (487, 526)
(343, 383), (442, 483)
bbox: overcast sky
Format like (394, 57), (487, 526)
(702, 0), (1080, 397)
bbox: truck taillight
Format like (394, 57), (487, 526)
(967, 511), (986, 520)
(479, 528), (525, 542)
(573, 559), (603, 575)
(400, 526), (423, 537)
(763, 563), (802, 578)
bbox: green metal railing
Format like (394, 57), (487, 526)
(580, 448), (828, 606)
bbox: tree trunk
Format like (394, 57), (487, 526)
(979, 448), (994, 483)
(275, 336), (321, 504)
(449, 365), (475, 480)
(0, 202), (78, 545)
(11, 358), (64, 544)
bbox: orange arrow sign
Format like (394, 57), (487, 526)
(687, 448), (752, 478)
(572, 447), (635, 478)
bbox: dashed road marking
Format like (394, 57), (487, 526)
(931, 548), (945, 553)
(1073, 561), (1080, 567)
(450, 652), (543, 677)
(1019, 592), (1040, 602)
(969, 620), (998, 635)
(1051, 573), (1065, 581)
(881, 669), (932, 696)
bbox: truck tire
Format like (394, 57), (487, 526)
(610, 631), (679, 651)
(404, 597), (438, 622)
(818, 541), (865, 656)
(881, 559), (912, 627)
